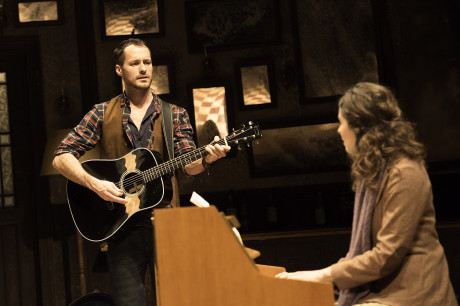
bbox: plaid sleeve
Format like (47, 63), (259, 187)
(172, 104), (196, 157)
(54, 103), (106, 159)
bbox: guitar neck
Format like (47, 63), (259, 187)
(144, 137), (228, 181)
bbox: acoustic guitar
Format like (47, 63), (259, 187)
(66, 122), (261, 242)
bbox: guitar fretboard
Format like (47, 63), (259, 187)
(117, 123), (260, 190)
(150, 137), (230, 180)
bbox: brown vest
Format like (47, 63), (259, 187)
(100, 95), (180, 207)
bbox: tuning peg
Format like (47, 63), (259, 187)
(238, 145), (242, 151)
(249, 121), (253, 126)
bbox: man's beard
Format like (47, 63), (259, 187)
(126, 77), (152, 90)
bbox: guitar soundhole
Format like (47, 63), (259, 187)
(120, 170), (145, 196)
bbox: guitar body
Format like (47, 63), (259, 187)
(67, 148), (172, 242)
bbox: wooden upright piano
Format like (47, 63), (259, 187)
(154, 206), (335, 306)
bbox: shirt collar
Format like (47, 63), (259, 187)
(121, 91), (129, 107)
(151, 92), (162, 116)
(121, 90), (162, 116)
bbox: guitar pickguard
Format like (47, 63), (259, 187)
(120, 153), (143, 216)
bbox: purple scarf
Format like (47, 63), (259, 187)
(337, 161), (386, 306)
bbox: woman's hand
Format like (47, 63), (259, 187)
(275, 267), (333, 283)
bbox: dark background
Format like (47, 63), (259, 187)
(0, 0), (459, 304)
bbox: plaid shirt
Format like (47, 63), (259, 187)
(54, 93), (196, 159)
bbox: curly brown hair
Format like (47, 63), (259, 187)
(338, 82), (425, 190)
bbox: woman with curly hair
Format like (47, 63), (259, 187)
(277, 82), (458, 306)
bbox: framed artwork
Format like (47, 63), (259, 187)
(184, 0), (281, 53)
(248, 123), (349, 177)
(15, 0), (63, 25)
(290, 0), (379, 103)
(100, 0), (163, 38)
(235, 59), (277, 109)
(150, 60), (174, 98)
(121, 60), (174, 99)
(187, 81), (232, 147)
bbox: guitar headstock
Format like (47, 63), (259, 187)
(223, 122), (262, 147)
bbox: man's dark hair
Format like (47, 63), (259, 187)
(113, 38), (150, 66)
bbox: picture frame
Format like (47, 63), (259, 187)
(120, 59), (175, 99)
(290, 0), (379, 104)
(235, 59), (277, 110)
(150, 59), (175, 99)
(248, 122), (349, 177)
(99, 0), (163, 39)
(184, 0), (281, 53)
(15, 0), (63, 26)
(187, 81), (233, 147)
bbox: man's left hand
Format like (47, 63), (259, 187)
(203, 135), (231, 164)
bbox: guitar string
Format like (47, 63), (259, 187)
(117, 137), (228, 190)
(115, 146), (207, 190)
(116, 127), (257, 191)
(117, 128), (256, 190)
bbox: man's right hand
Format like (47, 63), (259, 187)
(89, 177), (128, 205)
(53, 153), (128, 205)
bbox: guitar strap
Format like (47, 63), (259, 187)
(158, 98), (180, 208)
(159, 99), (174, 161)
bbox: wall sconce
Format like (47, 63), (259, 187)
(201, 46), (218, 75)
(54, 94), (73, 116)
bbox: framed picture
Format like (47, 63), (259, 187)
(150, 60), (174, 98)
(99, 0), (163, 38)
(121, 59), (174, 99)
(187, 81), (232, 147)
(235, 59), (277, 109)
(290, 0), (379, 103)
(15, 0), (63, 25)
(248, 123), (349, 177)
(184, 0), (281, 53)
